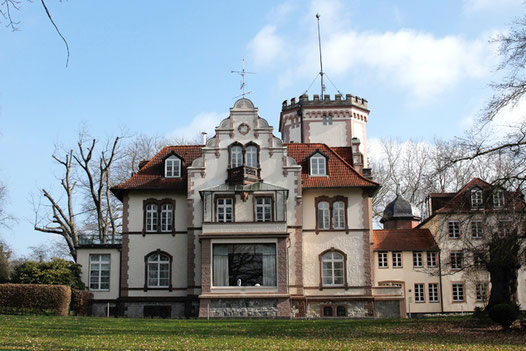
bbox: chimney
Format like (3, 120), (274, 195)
(201, 132), (207, 145)
(351, 137), (363, 174)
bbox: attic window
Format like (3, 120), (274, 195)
(470, 188), (483, 209)
(310, 153), (327, 176)
(165, 155), (181, 178)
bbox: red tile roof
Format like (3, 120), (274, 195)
(435, 178), (491, 213)
(286, 144), (379, 190)
(373, 229), (438, 251)
(111, 145), (202, 200)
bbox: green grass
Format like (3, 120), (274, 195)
(0, 315), (524, 350)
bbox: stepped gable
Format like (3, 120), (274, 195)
(373, 229), (438, 251)
(111, 145), (202, 200)
(286, 143), (378, 190)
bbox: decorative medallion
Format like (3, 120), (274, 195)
(238, 123), (250, 135)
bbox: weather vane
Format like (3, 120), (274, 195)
(231, 59), (255, 99)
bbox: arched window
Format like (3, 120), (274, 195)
(147, 253), (170, 288)
(333, 201), (345, 229)
(145, 204), (158, 232)
(321, 251), (345, 286)
(165, 155), (181, 178)
(231, 146), (243, 168)
(160, 203), (173, 232)
(310, 153), (327, 176)
(317, 201), (330, 229)
(246, 145), (258, 167)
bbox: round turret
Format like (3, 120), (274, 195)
(380, 185), (421, 229)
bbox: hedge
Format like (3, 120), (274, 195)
(70, 289), (92, 316)
(0, 284), (71, 316)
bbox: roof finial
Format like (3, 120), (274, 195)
(396, 182), (401, 196)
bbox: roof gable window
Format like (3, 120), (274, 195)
(310, 153), (327, 176)
(470, 188), (483, 209)
(165, 155), (181, 178)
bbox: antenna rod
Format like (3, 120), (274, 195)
(316, 13), (325, 97)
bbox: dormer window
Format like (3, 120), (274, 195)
(231, 146), (243, 168)
(165, 155), (181, 178)
(310, 153), (327, 176)
(493, 190), (505, 208)
(470, 188), (483, 209)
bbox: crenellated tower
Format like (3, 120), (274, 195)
(279, 93), (370, 167)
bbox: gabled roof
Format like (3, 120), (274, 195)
(372, 229), (438, 251)
(434, 178), (491, 214)
(111, 145), (202, 200)
(286, 144), (379, 190)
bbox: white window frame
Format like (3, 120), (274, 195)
(429, 283), (439, 303)
(427, 251), (437, 268)
(476, 283), (488, 302)
(471, 189), (483, 209)
(493, 190), (505, 208)
(332, 201), (345, 229)
(217, 198), (233, 222)
(160, 203), (173, 232)
(231, 146), (243, 168)
(448, 221), (460, 239)
(450, 251), (463, 270)
(414, 283), (425, 303)
(392, 251), (402, 268)
(317, 201), (330, 229)
(378, 251), (388, 268)
(413, 251), (423, 268)
(165, 155), (181, 178)
(147, 253), (170, 288)
(310, 153), (327, 176)
(255, 197), (272, 222)
(145, 203), (158, 232)
(471, 220), (483, 239)
(321, 251), (345, 286)
(452, 283), (465, 302)
(89, 254), (110, 291)
(246, 145), (258, 167)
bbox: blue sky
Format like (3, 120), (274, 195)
(0, 0), (524, 256)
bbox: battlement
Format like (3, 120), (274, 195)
(281, 93), (368, 111)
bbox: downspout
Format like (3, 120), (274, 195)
(298, 105), (304, 143)
(439, 251), (444, 313)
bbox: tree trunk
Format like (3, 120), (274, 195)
(486, 234), (520, 308)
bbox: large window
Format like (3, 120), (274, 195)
(450, 251), (463, 270)
(392, 251), (402, 268)
(145, 204), (158, 232)
(471, 189), (483, 208)
(165, 155), (181, 178)
(414, 283), (425, 302)
(217, 198), (234, 222)
(378, 251), (388, 268)
(452, 283), (465, 302)
(231, 146), (243, 168)
(448, 221), (460, 239)
(89, 254), (110, 291)
(317, 201), (330, 229)
(212, 244), (276, 287)
(429, 283), (439, 303)
(160, 203), (173, 232)
(147, 253), (170, 288)
(321, 250), (345, 286)
(310, 153), (327, 176)
(255, 197), (272, 222)
(471, 220), (483, 239)
(332, 201), (345, 229)
(246, 145), (258, 167)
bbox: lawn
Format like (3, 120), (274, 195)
(0, 315), (524, 350)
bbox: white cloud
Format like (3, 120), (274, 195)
(249, 0), (498, 102)
(247, 25), (286, 68)
(463, 0), (523, 13)
(166, 112), (226, 142)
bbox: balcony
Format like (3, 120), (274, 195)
(227, 165), (260, 185)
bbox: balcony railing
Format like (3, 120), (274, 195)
(227, 166), (260, 185)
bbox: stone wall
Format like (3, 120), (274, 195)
(208, 299), (278, 318)
(375, 300), (401, 318)
(123, 302), (186, 318)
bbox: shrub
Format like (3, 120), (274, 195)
(488, 303), (521, 329)
(0, 284), (71, 316)
(11, 258), (85, 290)
(71, 289), (92, 316)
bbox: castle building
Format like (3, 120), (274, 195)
(76, 95), (405, 318)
